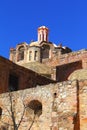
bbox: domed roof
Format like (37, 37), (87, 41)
(29, 41), (40, 47)
(68, 69), (87, 80)
(38, 26), (48, 30)
(29, 40), (57, 47)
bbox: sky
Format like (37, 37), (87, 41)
(0, 0), (87, 59)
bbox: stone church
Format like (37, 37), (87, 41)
(0, 26), (87, 130)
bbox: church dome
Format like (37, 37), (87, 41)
(38, 26), (48, 30)
(29, 41), (40, 47)
(68, 69), (87, 80)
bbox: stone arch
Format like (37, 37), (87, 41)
(17, 46), (25, 61)
(26, 100), (42, 117)
(56, 61), (82, 82)
(16, 42), (27, 51)
(24, 99), (42, 130)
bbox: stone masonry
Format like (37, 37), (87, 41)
(0, 79), (87, 130)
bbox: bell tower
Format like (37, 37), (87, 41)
(38, 26), (49, 43)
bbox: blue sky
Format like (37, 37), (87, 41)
(0, 0), (87, 58)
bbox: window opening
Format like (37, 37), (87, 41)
(17, 46), (24, 61)
(9, 74), (19, 91)
(42, 45), (50, 59)
(34, 51), (38, 60)
(0, 107), (2, 118)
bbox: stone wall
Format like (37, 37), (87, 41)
(0, 80), (78, 130)
(0, 79), (87, 130)
(79, 79), (87, 130)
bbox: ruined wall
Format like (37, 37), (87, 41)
(45, 49), (87, 69)
(0, 79), (87, 130)
(0, 80), (78, 130)
(47, 49), (87, 81)
(79, 79), (87, 130)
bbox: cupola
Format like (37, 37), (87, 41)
(38, 26), (49, 43)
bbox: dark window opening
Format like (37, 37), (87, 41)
(19, 51), (24, 60)
(9, 74), (19, 91)
(42, 45), (50, 59)
(17, 46), (24, 61)
(34, 51), (38, 60)
(0, 107), (2, 117)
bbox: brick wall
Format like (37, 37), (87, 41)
(45, 49), (87, 69)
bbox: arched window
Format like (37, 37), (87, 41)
(29, 51), (32, 61)
(25, 100), (42, 130)
(17, 46), (24, 61)
(34, 51), (38, 61)
(42, 45), (50, 59)
(26, 100), (42, 117)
